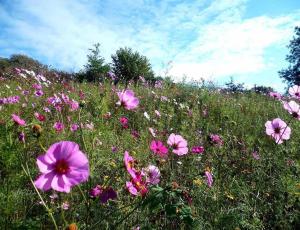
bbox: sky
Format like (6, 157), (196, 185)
(0, 0), (299, 91)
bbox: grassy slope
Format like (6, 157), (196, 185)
(0, 76), (299, 229)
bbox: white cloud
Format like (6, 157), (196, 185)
(0, 0), (299, 92)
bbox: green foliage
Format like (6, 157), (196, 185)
(111, 47), (154, 84)
(77, 43), (110, 82)
(279, 26), (300, 86)
(225, 77), (245, 93)
(0, 54), (48, 74)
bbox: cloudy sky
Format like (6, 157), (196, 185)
(0, 0), (299, 91)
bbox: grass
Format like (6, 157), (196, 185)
(0, 71), (299, 229)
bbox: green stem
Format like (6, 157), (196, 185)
(21, 164), (58, 230)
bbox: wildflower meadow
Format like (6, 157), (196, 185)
(0, 68), (299, 229)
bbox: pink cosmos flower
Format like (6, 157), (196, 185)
(154, 110), (161, 117)
(269, 92), (282, 100)
(150, 140), (168, 157)
(116, 90), (139, 110)
(61, 201), (70, 210)
(143, 165), (160, 185)
(12, 114), (26, 126)
(124, 151), (138, 179)
(89, 185), (102, 198)
(265, 118), (291, 144)
(34, 90), (44, 97)
(288, 85), (300, 99)
(34, 141), (89, 193)
(283, 101), (300, 120)
(70, 123), (79, 132)
(191, 146), (204, 154)
(124, 152), (148, 197)
(34, 112), (46, 122)
(209, 134), (223, 146)
(53, 122), (64, 132)
(167, 133), (188, 156)
(205, 171), (213, 187)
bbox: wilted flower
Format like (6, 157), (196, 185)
(265, 118), (291, 144)
(149, 127), (156, 137)
(167, 133), (188, 156)
(18, 131), (25, 142)
(144, 111), (150, 120)
(252, 151), (260, 160)
(150, 140), (168, 157)
(131, 130), (140, 139)
(154, 110), (161, 117)
(61, 201), (70, 210)
(34, 141), (89, 192)
(117, 90), (139, 110)
(111, 146), (118, 152)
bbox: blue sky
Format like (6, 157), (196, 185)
(0, 0), (299, 91)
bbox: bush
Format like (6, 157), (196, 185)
(111, 47), (154, 84)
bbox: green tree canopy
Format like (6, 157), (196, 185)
(111, 47), (154, 84)
(279, 26), (300, 86)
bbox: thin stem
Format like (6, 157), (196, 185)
(22, 164), (58, 230)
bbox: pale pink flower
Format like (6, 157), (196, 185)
(143, 165), (160, 185)
(269, 92), (282, 100)
(154, 110), (161, 117)
(283, 101), (300, 120)
(70, 124), (79, 132)
(117, 90), (139, 110)
(265, 118), (291, 144)
(149, 127), (156, 137)
(167, 133), (188, 156)
(289, 85), (300, 99)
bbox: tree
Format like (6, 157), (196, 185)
(79, 43), (110, 82)
(111, 47), (154, 84)
(225, 77), (244, 93)
(279, 26), (300, 86)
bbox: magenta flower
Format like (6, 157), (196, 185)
(124, 151), (138, 179)
(119, 116), (129, 128)
(191, 146), (204, 154)
(89, 185), (103, 198)
(70, 123), (79, 132)
(205, 171), (213, 187)
(209, 134), (223, 146)
(289, 85), (300, 99)
(12, 114), (26, 126)
(283, 101), (300, 120)
(116, 90), (139, 110)
(34, 90), (44, 97)
(265, 118), (291, 144)
(167, 133), (188, 156)
(34, 112), (46, 122)
(143, 165), (160, 185)
(53, 122), (64, 132)
(150, 140), (168, 157)
(34, 141), (89, 193)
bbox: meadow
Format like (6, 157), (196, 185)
(0, 69), (299, 229)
